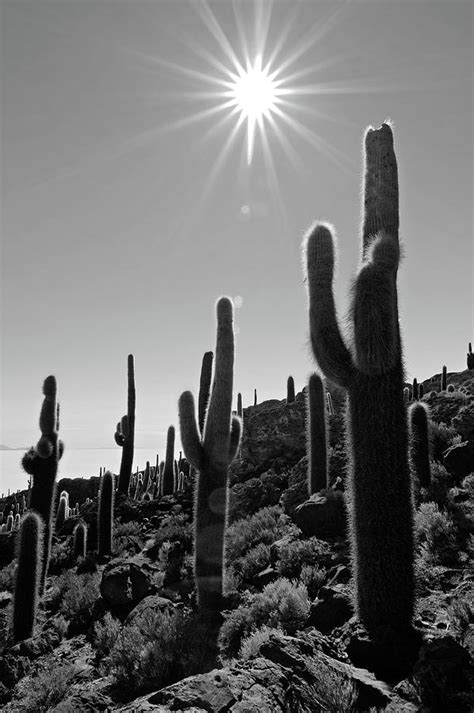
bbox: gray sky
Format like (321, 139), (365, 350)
(1, 0), (472, 452)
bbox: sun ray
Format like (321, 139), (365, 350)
(193, 0), (242, 74)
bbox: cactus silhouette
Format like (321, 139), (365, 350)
(307, 373), (329, 494)
(198, 352), (214, 434)
(21, 375), (63, 595)
(237, 392), (243, 418)
(13, 512), (43, 642)
(303, 124), (415, 654)
(412, 378), (419, 401)
(254, 388), (257, 406)
(162, 426), (176, 496)
(418, 383), (424, 399)
(287, 376), (295, 403)
(467, 342), (474, 370)
(179, 297), (241, 618)
(441, 365), (447, 391)
(98, 471), (114, 558)
(408, 402), (431, 490)
(116, 354), (136, 495)
(73, 521), (87, 559)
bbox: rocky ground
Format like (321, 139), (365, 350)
(0, 369), (473, 712)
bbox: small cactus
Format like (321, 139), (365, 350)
(409, 402), (431, 490)
(412, 378), (419, 401)
(56, 494), (68, 531)
(13, 512), (43, 642)
(162, 426), (175, 496)
(98, 471), (114, 558)
(441, 365), (447, 391)
(467, 342), (474, 370)
(254, 388), (257, 406)
(447, 383), (455, 393)
(287, 376), (295, 403)
(73, 521), (87, 559)
(307, 374), (328, 494)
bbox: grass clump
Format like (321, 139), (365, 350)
(415, 503), (457, 565)
(276, 537), (330, 579)
(49, 570), (101, 633)
(12, 663), (81, 712)
(226, 506), (295, 563)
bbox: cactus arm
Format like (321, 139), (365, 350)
(361, 122), (399, 258)
(228, 415), (242, 462)
(178, 391), (204, 470)
(198, 351), (213, 434)
(353, 232), (400, 374)
(304, 222), (355, 389)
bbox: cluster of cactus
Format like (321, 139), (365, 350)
(303, 124), (415, 652)
(179, 298), (241, 620)
(115, 354), (136, 495)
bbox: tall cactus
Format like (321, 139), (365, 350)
(116, 354), (136, 495)
(13, 512), (43, 642)
(412, 378), (419, 401)
(21, 375), (63, 595)
(162, 426), (175, 496)
(408, 402), (431, 490)
(303, 124), (415, 650)
(237, 393), (243, 418)
(287, 376), (295, 403)
(179, 297), (241, 618)
(307, 373), (328, 494)
(98, 471), (114, 558)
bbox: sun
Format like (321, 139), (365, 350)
(226, 55), (282, 164)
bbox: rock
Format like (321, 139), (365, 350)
(124, 594), (176, 627)
(100, 560), (154, 609)
(443, 441), (474, 483)
(116, 631), (408, 712)
(412, 635), (474, 712)
(452, 401), (474, 441)
(238, 398), (306, 471)
(309, 586), (353, 633)
(293, 490), (346, 539)
(51, 677), (114, 712)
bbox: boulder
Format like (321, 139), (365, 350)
(100, 561), (155, 609)
(309, 585), (353, 633)
(293, 490), (346, 539)
(125, 594), (176, 627)
(116, 631), (411, 712)
(443, 441), (474, 483)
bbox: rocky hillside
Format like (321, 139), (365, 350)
(0, 368), (473, 712)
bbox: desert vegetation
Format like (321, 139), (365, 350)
(0, 123), (472, 712)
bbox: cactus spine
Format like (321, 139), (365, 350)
(307, 373), (329, 494)
(179, 297), (241, 618)
(98, 471), (114, 558)
(21, 375), (63, 595)
(287, 376), (295, 403)
(303, 124), (414, 650)
(73, 521), (87, 559)
(117, 354), (136, 495)
(408, 402), (431, 490)
(162, 426), (175, 496)
(13, 512), (43, 642)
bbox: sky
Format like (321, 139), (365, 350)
(1, 0), (472, 463)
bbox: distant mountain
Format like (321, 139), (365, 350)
(0, 444), (12, 450)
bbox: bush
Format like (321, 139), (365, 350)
(234, 542), (271, 583)
(276, 537), (330, 579)
(421, 462), (451, 506)
(429, 421), (458, 463)
(300, 564), (326, 599)
(219, 578), (310, 659)
(226, 506), (294, 563)
(49, 570), (101, 633)
(415, 503), (457, 565)
(0, 559), (16, 592)
(147, 513), (193, 560)
(100, 608), (210, 696)
(94, 612), (122, 660)
(12, 663), (80, 712)
(239, 624), (279, 660)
